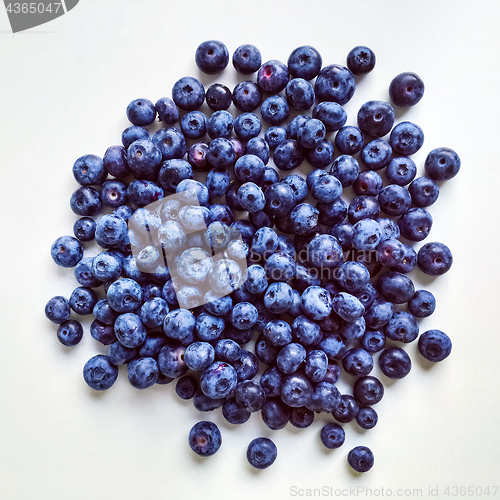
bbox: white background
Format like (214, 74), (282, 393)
(1, 1), (500, 499)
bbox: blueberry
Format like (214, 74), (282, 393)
(351, 219), (382, 251)
(222, 397), (251, 425)
(45, 296), (70, 324)
(312, 101), (347, 132)
(274, 139), (303, 171)
(207, 110), (233, 140)
(386, 157), (417, 186)
(287, 115), (310, 140)
(103, 145), (131, 178)
(57, 320), (83, 346)
(301, 286), (332, 321)
(158, 343), (188, 378)
(246, 137), (270, 165)
(73, 154), (106, 186)
(206, 137), (236, 168)
(122, 126), (150, 151)
(347, 333), (376, 364)
(232, 80), (262, 112)
(347, 46), (376, 75)
(152, 128), (187, 161)
(307, 234), (343, 270)
(408, 177), (439, 207)
(291, 315), (322, 346)
(127, 357), (159, 389)
(95, 214), (127, 247)
(138, 336), (167, 358)
(155, 97), (180, 124)
(385, 311), (419, 343)
(107, 278), (142, 313)
(424, 147), (461, 181)
(233, 350), (259, 380)
(417, 242), (453, 276)
(389, 72), (425, 107)
(348, 446), (374, 473)
(333, 394), (359, 423)
(234, 113), (261, 141)
(234, 155), (265, 186)
(231, 302), (258, 330)
(360, 139), (393, 170)
(288, 45), (322, 80)
(172, 76), (205, 111)
(264, 282), (294, 314)
(304, 350), (328, 383)
(418, 330), (452, 362)
(70, 187), (101, 216)
(113, 205), (135, 223)
(126, 180), (163, 207)
(315, 64), (355, 105)
(289, 407), (314, 428)
(337, 261), (370, 293)
(261, 95), (290, 126)
(356, 407), (378, 429)
(353, 171), (383, 197)
(357, 100), (395, 138)
(126, 98), (156, 126)
(297, 118), (326, 149)
(342, 348), (373, 377)
(285, 78), (315, 110)
(265, 126), (288, 149)
(257, 59), (289, 93)
(261, 399), (290, 430)
(353, 283), (378, 309)
(178, 205), (210, 231)
(390, 243), (417, 274)
(195, 40), (229, 74)
(323, 361), (342, 384)
(69, 286), (98, 315)
(90, 319), (117, 345)
(188, 421), (222, 457)
(305, 140), (335, 169)
(140, 297), (169, 329)
(175, 375), (198, 400)
(280, 373), (313, 407)
(353, 376), (384, 405)
(390, 121), (424, 156)
(237, 182), (265, 213)
(276, 342), (307, 374)
(290, 203), (319, 236)
(183, 341), (215, 372)
(264, 252), (296, 281)
(200, 361), (238, 399)
(330, 155), (359, 187)
(114, 313), (146, 348)
(408, 289), (436, 318)
(376, 238), (405, 268)
(234, 380), (266, 412)
(332, 292), (365, 322)
(233, 44), (262, 74)
(127, 139), (162, 178)
(379, 346), (412, 379)
(83, 355), (118, 391)
(378, 185), (411, 216)
(92, 252), (122, 282)
(339, 316), (366, 343)
(335, 126), (364, 155)
(247, 437), (277, 469)
(163, 309), (196, 344)
(192, 390), (225, 411)
(264, 183), (295, 217)
(320, 423), (345, 449)
(398, 207), (433, 241)
(377, 272), (415, 304)
(204, 84), (232, 113)
(255, 335), (280, 365)
(180, 110), (206, 139)
(307, 381), (341, 412)
(262, 320), (291, 348)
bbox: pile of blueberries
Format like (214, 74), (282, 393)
(45, 40), (459, 473)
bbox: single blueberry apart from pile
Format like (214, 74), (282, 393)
(389, 72), (425, 107)
(418, 330), (452, 362)
(188, 421), (222, 457)
(348, 446), (374, 473)
(247, 437), (278, 469)
(347, 46), (376, 75)
(195, 40), (229, 74)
